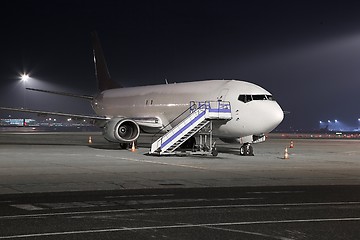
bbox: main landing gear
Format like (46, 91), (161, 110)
(240, 143), (254, 156)
(119, 143), (130, 149)
(119, 141), (137, 150)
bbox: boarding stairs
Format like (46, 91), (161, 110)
(149, 101), (232, 155)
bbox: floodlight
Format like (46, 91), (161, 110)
(21, 74), (29, 82)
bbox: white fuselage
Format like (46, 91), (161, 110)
(91, 80), (284, 138)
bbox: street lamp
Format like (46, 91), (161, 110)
(21, 74), (29, 82)
(20, 73), (30, 108)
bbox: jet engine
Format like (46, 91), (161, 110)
(103, 118), (140, 143)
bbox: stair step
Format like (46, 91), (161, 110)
(150, 100), (231, 155)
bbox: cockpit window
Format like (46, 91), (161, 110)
(238, 95), (246, 102)
(252, 95), (267, 100)
(238, 94), (275, 103)
(266, 95), (275, 101)
(245, 95), (252, 102)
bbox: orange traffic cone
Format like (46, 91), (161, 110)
(131, 141), (136, 152)
(283, 147), (289, 159)
(290, 140), (294, 148)
(88, 136), (92, 144)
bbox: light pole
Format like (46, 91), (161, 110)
(20, 73), (29, 108)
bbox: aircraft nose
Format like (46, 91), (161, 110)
(274, 104), (284, 126)
(270, 103), (284, 129)
(263, 102), (284, 133)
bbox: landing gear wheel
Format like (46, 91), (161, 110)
(247, 145), (254, 156)
(119, 143), (130, 149)
(240, 144), (254, 156)
(240, 145), (246, 156)
(211, 148), (218, 157)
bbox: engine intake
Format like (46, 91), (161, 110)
(103, 118), (140, 143)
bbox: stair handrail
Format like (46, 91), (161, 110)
(151, 102), (198, 143)
(151, 100), (230, 141)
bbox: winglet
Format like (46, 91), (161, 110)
(91, 31), (122, 91)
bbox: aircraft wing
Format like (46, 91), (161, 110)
(0, 107), (164, 129)
(26, 88), (94, 100)
(132, 117), (164, 129)
(0, 107), (109, 125)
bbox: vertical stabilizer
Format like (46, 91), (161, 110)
(91, 31), (122, 91)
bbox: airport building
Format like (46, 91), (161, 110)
(0, 118), (98, 131)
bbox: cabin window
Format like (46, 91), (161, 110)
(145, 99), (154, 105)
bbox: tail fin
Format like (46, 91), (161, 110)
(91, 31), (122, 91)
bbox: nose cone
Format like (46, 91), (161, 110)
(266, 102), (284, 132)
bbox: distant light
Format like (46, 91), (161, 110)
(328, 120), (331, 123)
(358, 118), (360, 121)
(319, 121), (322, 124)
(335, 119), (338, 123)
(20, 73), (29, 82)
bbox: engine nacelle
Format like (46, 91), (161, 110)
(103, 118), (140, 143)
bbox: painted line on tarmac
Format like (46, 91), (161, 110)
(10, 197), (261, 211)
(1, 217), (360, 239)
(10, 204), (45, 211)
(202, 225), (292, 240)
(104, 194), (175, 199)
(247, 191), (305, 194)
(2, 201), (360, 219)
(96, 154), (209, 170)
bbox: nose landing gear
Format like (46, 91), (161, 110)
(240, 143), (254, 156)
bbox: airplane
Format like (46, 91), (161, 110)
(0, 32), (284, 156)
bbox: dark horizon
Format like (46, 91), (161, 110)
(1, 0), (360, 131)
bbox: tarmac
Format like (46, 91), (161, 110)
(1, 131), (360, 239)
(0, 132), (359, 194)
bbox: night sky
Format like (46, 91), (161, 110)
(1, 0), (360, 131)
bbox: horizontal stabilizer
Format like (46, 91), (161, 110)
(26, 88), (93, 100)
